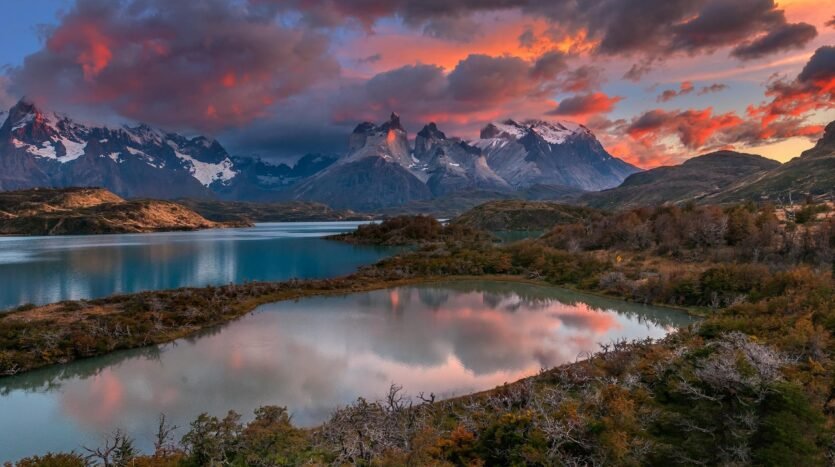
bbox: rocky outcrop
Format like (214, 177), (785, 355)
(0, 187), (240, 235)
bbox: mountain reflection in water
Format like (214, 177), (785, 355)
(0, 280), (696, 460)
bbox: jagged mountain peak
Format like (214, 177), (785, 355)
(473, 116), (639, 191)
(417, 122), (446, 140)
(382, 112), (404, 132)
(352, 112), (406, 135)
(4, 98), (50, 132)
(345, 113), (412, 168)
(415, 122), (449, 158)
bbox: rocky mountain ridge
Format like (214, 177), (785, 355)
(0, 100), (641, 210)
(287, 113), (639, 210)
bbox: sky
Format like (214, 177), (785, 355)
(0, 0), (834, 167)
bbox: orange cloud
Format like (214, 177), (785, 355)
(548, 92), (622, 118)
(47, 20), (113, 80)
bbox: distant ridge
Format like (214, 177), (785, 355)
(0, 187), (239, 235)
(581, 151), (781, 210)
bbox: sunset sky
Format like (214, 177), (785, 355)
(1, 0), (834, 167)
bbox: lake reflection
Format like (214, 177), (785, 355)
(0, 281), (696, 461)
(0, 222), (393, 310)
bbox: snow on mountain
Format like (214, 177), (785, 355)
(0, 99), (249, 196)
(0, 99), (642, 207)
(473, 119), (640, 191)
(172, 149), (237, 187)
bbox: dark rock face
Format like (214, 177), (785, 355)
(414, 122), (447, 157)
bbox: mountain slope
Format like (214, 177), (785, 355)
(473, 119), (640, 191)
(290, 114), (433, 210)
(0, 187), (235, 235)
(291, 155), (432, 211)
(413, 123), (511, 196)
(0, 99), (327, 200)
(709, 122), (835, 203)
(581, 151), (781, 209)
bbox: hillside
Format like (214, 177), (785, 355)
(179, 199), (372, 223)
(580, 151), (781, 210)
(0, 187), (239, 235)
(452, 199), (603, 231)
(0, 99), (337, 200)
(710, 121), (835, 203)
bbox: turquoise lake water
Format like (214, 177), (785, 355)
(0, 222), (394, 311)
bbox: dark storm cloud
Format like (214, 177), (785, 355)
(8, 0), (339, 133)
(270, 0), (817, 65)
(447, 55), (533, 103)
(731, 22), (818, 60)
(529, 51), (569, 80)
(558, 65), (605, 92)
(797, 45), (835, 83)
(329, 52), (613, 126)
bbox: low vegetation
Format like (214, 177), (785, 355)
(3, 199), (835, 465)
(330, 215), (491, 246)
(178, 199), (371, 223)
(451, 199), (602, 232)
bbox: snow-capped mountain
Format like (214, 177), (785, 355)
(0, 99), (642, 209)
(290, 114), (638, 209)
(412, 123), (511, 196)
(474, 119), (640, 191)
(0, 99), (331, 199)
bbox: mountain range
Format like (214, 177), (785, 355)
(0, 100), (638, 210)
(1, 98), (832, 213)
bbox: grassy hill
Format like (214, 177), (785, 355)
(452, 199), (603, 231)
(178, 198), (371, 223)
(709, 122), (835, 203)
(580, 151), (780, 210)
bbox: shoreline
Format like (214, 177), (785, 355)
(0, 272), (702, 378)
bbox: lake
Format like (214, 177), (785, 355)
(0, 280), (696, 461)
(0, 222), (394, 311)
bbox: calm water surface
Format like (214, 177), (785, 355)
(0, 280), (696, 461)
(0, 222), (393, 310)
